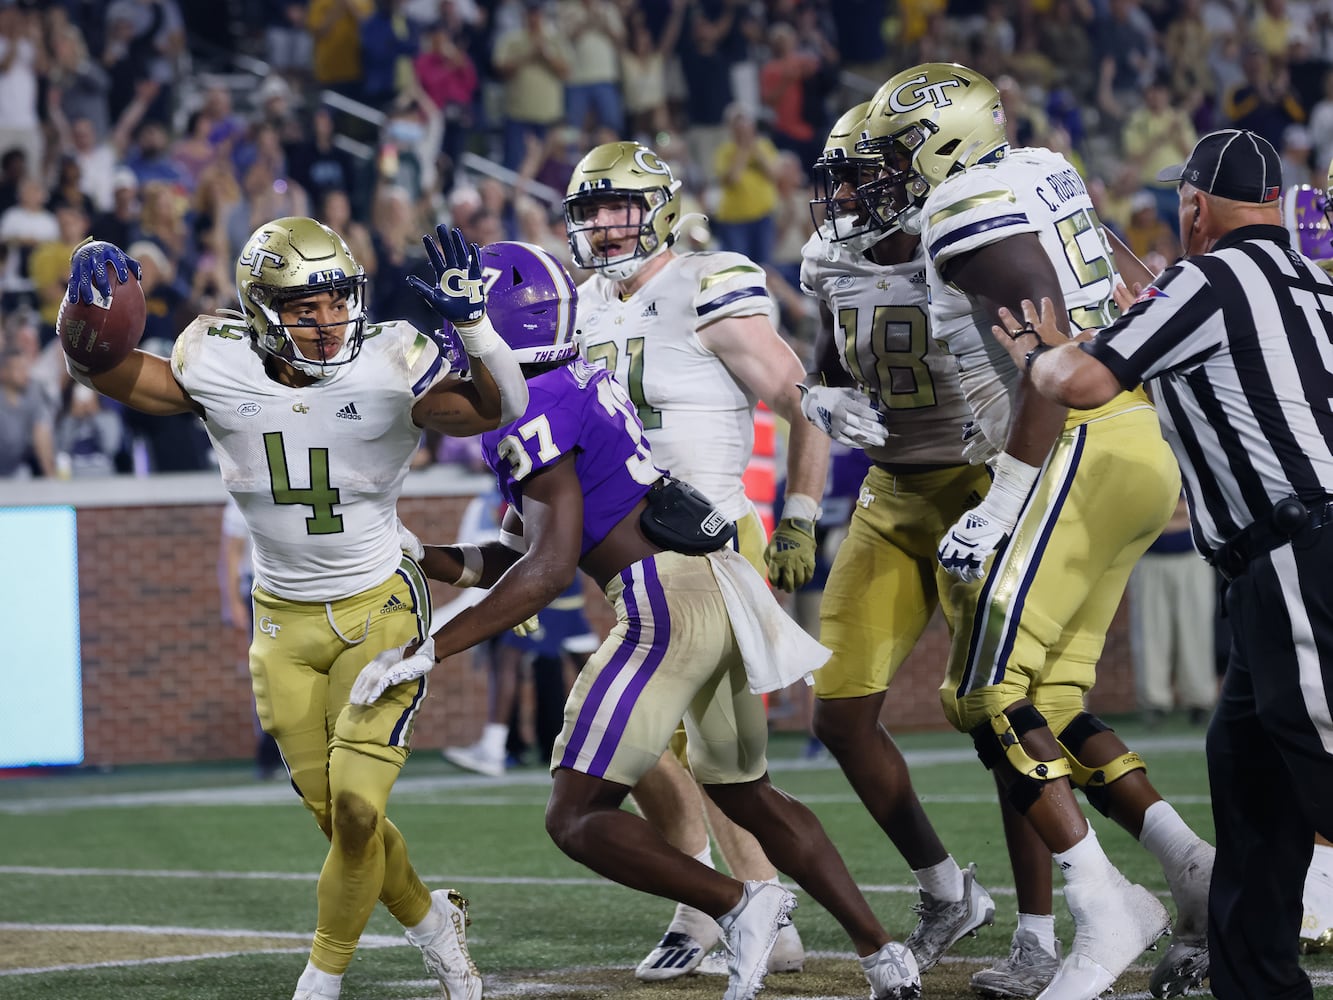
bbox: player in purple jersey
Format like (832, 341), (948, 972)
(352, 242), (923, 1000)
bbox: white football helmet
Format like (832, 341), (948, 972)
(236, 216), (368, 379)
(855, 63), (1008, 236)
(564, 141), (683, 281)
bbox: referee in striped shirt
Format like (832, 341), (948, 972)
(987, 128), (1333, 1000)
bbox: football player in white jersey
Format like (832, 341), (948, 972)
(1281, 165), (1333, 956)
(566, 140), (829, 979)
(855, 64), (1216, 999)
(60, 220), (529, 1000)
(797, 101), (1003, 979)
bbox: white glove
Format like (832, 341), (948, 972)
(799, 384), (887, 448)
(350, 642), (437, 706)
(937, 452), (1041, 582)
(961, 421), (999, 466)
(396, 519), (425, 561)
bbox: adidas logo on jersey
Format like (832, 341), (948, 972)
(336, 402), (362, 421)
(379, 594), (407, 615)
(641, 302), (658, 317)
(909, 270), (926, 284)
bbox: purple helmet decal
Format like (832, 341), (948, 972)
(1282, 185), (1333, 263)
(478, 242), (580, 363)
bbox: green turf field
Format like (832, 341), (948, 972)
(3, 718), (1328, 999)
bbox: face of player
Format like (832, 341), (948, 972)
(277, 290), (351, 363)
(574, 195), (647, 260)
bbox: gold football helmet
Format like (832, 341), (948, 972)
(564, 141), (683, 281)
(855, 63), (1007, 235)
(810, 101), (888, 253)
(236, 216), (368, 377)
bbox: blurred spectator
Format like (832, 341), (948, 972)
(768, 150), (811, 293)
(127, 118), (188, 188)
(1223, 46), (1307, 150)
(414, 18), (478, 189)
(103, 0), (184, 125)
(286, 106), (358, 213)
(0, 3), (43, 179)
(1309, 68), (1333, 176)
(997, 74), (1049, 149)
(759, 22), (823, 171)
(829, 0), (886, 76)
(47, 157), (95, 218)
(711, 102), (779, 266)
(1251, 0), (1297, 61)
(90, 167), (143, 248)
(308, 0), (375, 100)
(359, 0), (420, 110)
(0, 343), (55, 479)
(171, 109), (222, 193)
(48, 82), (155, 213)
(0, 178), (57, 314)
(1280, 123), (1316, 188)
(492, 0), (572, 171)
(1122, 190), (1179, 263)
(517, 127), (577, 203)
(138, 180), (195, 277)
(621, 1), (686, 142)
(679, 0), (747, 183)
(1160, 0), (1213, 120)
(557, 0), (626, 136)
(265, 2), (314, 79)
(376, 95), (442, 199)
(45, 11), (109, 140)
(1121, 69), (1197, 222)
(54, 382), (126, 478)
(29, 204), (87, 341)
(322, 189), (376, 278)
(369, 181), (433, 328)
(1093, 0), (1155, 127)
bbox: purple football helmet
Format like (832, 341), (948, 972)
(1282, 184), (1333, 264)
(478, 241), (579, 363)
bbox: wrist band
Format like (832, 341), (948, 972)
(782, 492), (822, 523)
(453, 543), (483, 587)
(1025, 342), (1055, 374)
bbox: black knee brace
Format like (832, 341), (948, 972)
(1056, 712), (1146, 816)
(971, 705), (1072, 814)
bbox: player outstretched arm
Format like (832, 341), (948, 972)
(408, 225), (528, 435)
(699, 312), (830, 591)
(64, 242), (200, 416)
(353, 459), (585, 705)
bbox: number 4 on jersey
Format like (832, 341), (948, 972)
(264, 431), (345, 534)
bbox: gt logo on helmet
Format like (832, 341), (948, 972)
(633, 148), (671, 176)
(885, 75), (962, 114)
(239, 232), (285, 276)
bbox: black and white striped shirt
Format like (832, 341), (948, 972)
(1086, 224), (1333, 558)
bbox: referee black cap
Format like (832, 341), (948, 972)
(1157, 129), (1282, 204)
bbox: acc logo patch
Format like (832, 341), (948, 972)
(236, 401), (262, 416)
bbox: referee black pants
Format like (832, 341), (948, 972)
(1207, 532), (1333, 999)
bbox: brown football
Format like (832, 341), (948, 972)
(58, 252), (148, 376)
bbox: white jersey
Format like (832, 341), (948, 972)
(577, 251), (777, 520)
(799, 233), (970, 465)
(922, 146), (1131, 448)
(174, 315), (453, 602)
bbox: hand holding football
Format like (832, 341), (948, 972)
(58, 241), (147, 376)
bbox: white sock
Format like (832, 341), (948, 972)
(404, 894), (443, 944)
(1312, 843), (1333, 883)
(480, 722), (508, 752)
(1017, 912), (1058, 955)
(661, 842), (721, 941)
(1053, 826), (1116, 888)
(913, 855), (965, 902)
(1138, 800), (1205, 884)
(295, 961), (342, 996)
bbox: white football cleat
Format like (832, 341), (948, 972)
(406, 889), (482, 1000)
(1302, 859), (1333, 954)
(1150, 841), (1213, 997)
(635, 930), (711, 981)
(1037, 878), (1169, 1000)
(717, 881), (797, 1000)
(862, 941), (922, 1000)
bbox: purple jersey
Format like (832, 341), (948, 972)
(481, 360), (663, 555)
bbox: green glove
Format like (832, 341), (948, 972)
(764, 517), (817, 592)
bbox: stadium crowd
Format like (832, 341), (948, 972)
(0, 0), (1329, 479)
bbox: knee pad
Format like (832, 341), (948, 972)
(1056, 712), (1147, 816)
(970, 704), (1072, 814)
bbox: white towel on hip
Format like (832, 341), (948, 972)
(705, 547), (831, 694)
